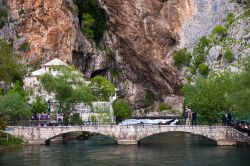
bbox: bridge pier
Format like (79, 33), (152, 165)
(117, 140), (138, 145)
(217, 139), (236, 146)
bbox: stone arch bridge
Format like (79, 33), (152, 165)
(3, 125), (247, 145)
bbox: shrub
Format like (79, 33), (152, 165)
(76, 0), (107, 43)
(226, 13), (235, 27)
(143, 92), (154, 108)
(0, 8), (8, 29)
(112, 99), (133, 123)
(82, 13), (95, 39)
(173, 48), (191, 67)
(195, 36), (210, 54)
(194, 55), (205, 67)
(141, 11), (148, 20)
(198, 63), (209, 76)
(0, 8), (8, 18)
(159, 103), (172, 111)
(223, 48), (234, 63)
(18, 8), (25, 16)
(72, 4), (79, 17)
(212, 25), (228, 39)
(19, 41), (29, 52)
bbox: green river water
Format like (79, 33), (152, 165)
(0, 132), (249, 166)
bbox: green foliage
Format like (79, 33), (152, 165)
(0, 39), (26, 84)
(75, 0), (107, 43)
(212, 25), (228, 39)
(173, 48), (191, 67)
(223, 48), (234, 63)
(40, 66), (96, 125)
(0, 86), (31, 122)
(112, 99), (133, 123)
(0, 132), (23, 147)
(0, 114), (7, 130)
(195, 36), (211, 54)
(90, 76), (115, 101)
(194, 55), (205, 67)
(82, 13), (95, 39)
(18, 8), (25, 16)
(159, 103), (172, 111)
(70, 113), (83, 125)
(229, 58), (250, 118)
(0, 8), (8, 18)
(143, 92), (154, 108)
(198, 63), (209, 76)
(72, 4), (79, 17)
(90, 115), (97, 123)
(141, 11), (148, 20)
(0, 8), (8, 29)
(226, 13), (235, 27)
(31, 96), (47, 114)
(182, 72), (234, 124)
(19, 41), (29, 52)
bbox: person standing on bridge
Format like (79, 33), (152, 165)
(192, 112), (197, 125)
(188, 110), (192, 126)
(227, 112), (232, 126)
(183, 106), (189, 125)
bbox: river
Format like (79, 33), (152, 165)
(0, 132), (249, 166)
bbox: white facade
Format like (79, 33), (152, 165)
(23, 58), (116, 124)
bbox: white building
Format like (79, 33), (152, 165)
(23, 58), (115, 124)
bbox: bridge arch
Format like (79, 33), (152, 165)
(137, 131), (218, 144)
(44, 130), (118, 144)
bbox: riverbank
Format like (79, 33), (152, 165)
(0, 132), (24, 153)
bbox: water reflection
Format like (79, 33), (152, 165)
(0, 133), (250, 166)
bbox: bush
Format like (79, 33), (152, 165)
(195, 36), (210, 54)
(75, 0), (107, 43)
(173, 48), (191, 67)
(112, 99), (133, 123)
(0, 8), (8, 29)
(90, 76), (115, 101)
(212, 25), (228, 38)
(226, 13), (235, 27)
(82, 13), (95, 39)
(223, 48), (234, 63)
(0, 8), (8, 18)
(194, 55), (205, 67)
(72, 4), (79, 17)
(198, 63), (209, 76)
(159, 103), (172, 111)
(19, 41), (29, 52)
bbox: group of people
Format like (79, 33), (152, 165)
(183, 106), (197, 125)
(221, 112), (232, 126)
(233, 122), (250, 136)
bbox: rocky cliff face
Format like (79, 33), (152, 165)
(1, 0), (248, 110)
(1, 0), (106, 77)
(99, 0), (197, 108)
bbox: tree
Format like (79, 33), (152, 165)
(0, 39), (26, 88)
(31, 96), (47, 114)
(0, 83), (32, 124)
(229, 58), (250, 119)
(182, 72), (234, 124)
(90, 76), (115, 101)
(40, 66), (96, 125)
(112, 99), (133, 123)
(0, 113), (7, 130)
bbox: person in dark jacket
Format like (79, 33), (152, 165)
(227, 112), (232, 126)
(192, 112), (197, 125)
